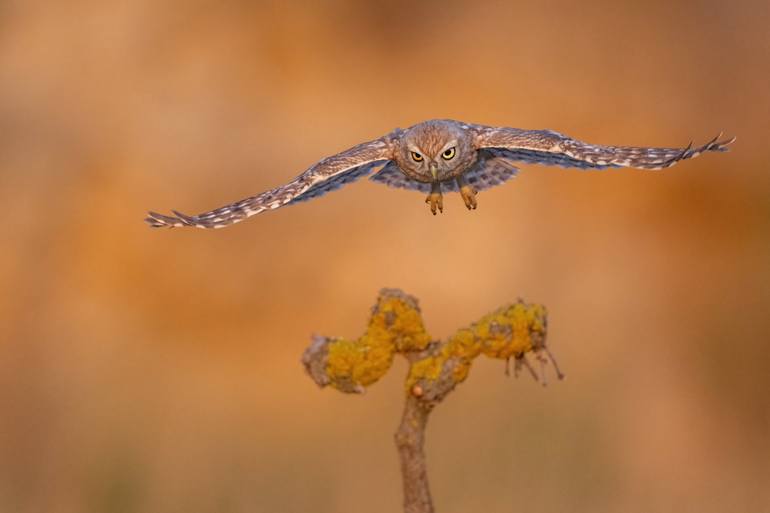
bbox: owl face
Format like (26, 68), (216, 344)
(394, 120), (476, 182)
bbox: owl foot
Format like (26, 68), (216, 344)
(425, 183), (443, 215)
(459, 185), (478, 210)
(456, 176), (478, 210)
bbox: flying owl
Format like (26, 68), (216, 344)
(145, 119), (734, 228)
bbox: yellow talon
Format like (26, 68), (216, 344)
(456, 176), (478, 210)
(425, 182), (443, 215)
(425, 193), (443, 215)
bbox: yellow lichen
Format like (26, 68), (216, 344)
(326, 336), (395, 390)
(318, 291), (552, 395)
(406, 357), (444, 389)
(473, 302), (547, 360)
(369, 295), (432, 352)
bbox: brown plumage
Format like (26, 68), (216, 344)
(145, 119), (735, 228)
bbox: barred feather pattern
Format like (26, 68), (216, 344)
(145, 180), (307, 229)
(287, 161), (387, 204)
(473, 126), (736, 171)
(145, 138), (393, 229)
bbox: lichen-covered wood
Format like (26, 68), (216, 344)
(301, 288), (563, 513)
(302, 288), (562, 400)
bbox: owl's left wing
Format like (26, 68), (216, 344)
(471, 125), (735, 171)
(146, 135), (396, 229)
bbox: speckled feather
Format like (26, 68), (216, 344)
(371, 150), (520, 193)
(146, 137), (394, 229)
(146, 119), (734, 228)
(470, 126), (735, 170)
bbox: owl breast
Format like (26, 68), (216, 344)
(393, 148), (479, 183)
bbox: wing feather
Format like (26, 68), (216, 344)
(472, 125), (735, 171)
(146, 136), (394, 229)
(288, 160), (385, 204)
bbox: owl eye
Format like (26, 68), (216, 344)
(411, 151), (424, 162)
(441, 147), (456, 160)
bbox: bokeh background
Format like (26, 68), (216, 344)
(1, 1), (769, 512)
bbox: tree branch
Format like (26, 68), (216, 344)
(396, 395), (433, 513)
(302, 288), (563, 513)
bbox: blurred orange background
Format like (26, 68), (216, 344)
(1, 1), (768, 512)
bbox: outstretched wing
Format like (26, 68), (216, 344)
(146, 136), (394, 229)
(471, 125), (735, 171)
(370, 151), (520, 193)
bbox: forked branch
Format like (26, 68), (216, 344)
(302, 289), (563, 513)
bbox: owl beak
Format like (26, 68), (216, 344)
(429, 162), (438, 181)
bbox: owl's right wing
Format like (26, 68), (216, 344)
(146, 134), (397, 229)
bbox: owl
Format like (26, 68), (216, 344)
(145, 119), (734, 228)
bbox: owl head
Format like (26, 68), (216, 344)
(395, 119), (476, 182)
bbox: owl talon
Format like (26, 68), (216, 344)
(425, 193), (443, 215)
(425, 183), (443, 215)
(459, 185), (478, 210)
(456, 176), (478, 210)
